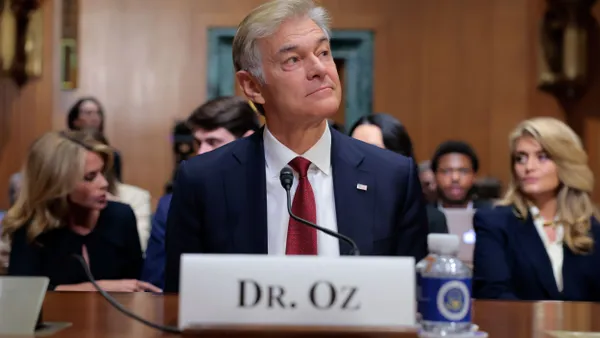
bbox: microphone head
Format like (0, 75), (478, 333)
(279, 166), (294, 190)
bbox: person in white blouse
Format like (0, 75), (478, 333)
(472, 117), (600, 301)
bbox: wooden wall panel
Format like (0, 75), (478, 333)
(0, 0), (58, 209)
(524, 1), (600, 201)
(56, 0), (541, 208)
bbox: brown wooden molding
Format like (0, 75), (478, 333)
(538, 0), (598, 101)
(2, 0), (42, 87)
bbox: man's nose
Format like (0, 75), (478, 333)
(306, 55), (327, 80)
(198, 144), (213, 155)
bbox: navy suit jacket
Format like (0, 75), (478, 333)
(164, 127), (428, 293)
(141, 193), (172, 289)
(473, 205), (600, 301)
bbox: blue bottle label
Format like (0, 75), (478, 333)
(418, 277), (472, 323)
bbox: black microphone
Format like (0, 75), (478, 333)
(279, 166), (360, 255)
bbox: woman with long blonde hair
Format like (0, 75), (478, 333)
(473, 117), (600, 301)
(3, 130), (160, 292)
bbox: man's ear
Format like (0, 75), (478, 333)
(236, 71), (265, 105)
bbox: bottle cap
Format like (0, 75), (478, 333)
(427, 234), (460, 255)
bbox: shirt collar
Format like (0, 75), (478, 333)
(263, 124), (332, 178)
(529, 206), (559, 223)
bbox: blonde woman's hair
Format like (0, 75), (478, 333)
(499, 117), (598, 254)
(232, 0), (331, 83)
(2, 130), (113, 242)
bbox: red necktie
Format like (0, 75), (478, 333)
(286, 157), (318, 255)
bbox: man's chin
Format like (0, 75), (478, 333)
(440, 196), (470, 207)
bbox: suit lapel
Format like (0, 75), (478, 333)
(225, 129), (268, 254)
(515, 213), (561, 299)
(331, 129), (374, 255)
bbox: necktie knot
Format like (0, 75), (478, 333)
(289, 157), (311, 178)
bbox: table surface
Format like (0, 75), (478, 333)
(9, 292), (600, 337)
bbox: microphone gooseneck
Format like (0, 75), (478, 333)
(72, 254), (181, 334)
(279, 167), (360, 256)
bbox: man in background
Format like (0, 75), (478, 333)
(141, 96), (260, 289)
(431, 141), (490, 210)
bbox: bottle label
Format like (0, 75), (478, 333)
(418, 277), (471, 323)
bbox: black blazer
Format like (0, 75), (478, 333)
(164, 127), (429, 292)
(8, 201), (143, 290)
(426, 206), (448, 234)
(473, 205), (600, 301)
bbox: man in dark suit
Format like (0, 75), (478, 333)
(164, 0), (428, 293)
(141, 96), (260, 289)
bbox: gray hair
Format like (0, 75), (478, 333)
(232, 0), (331, 84)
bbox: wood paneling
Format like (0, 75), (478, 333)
(0, 0), (58, 209)
(3, 0), (598, 210)
(56, 0), (545, 208)
(548, 3), (600, 201)
(523, 1), (600, 201)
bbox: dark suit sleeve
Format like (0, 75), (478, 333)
(426, 207), (449, 234)
(141, 196), (170, 289)
(121, 205), (144, 279)
(394, 158), (428, 262)
(165, 161), (204, 293)
(472, 211), (518, 300)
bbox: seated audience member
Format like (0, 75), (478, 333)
(6, 132), (152, 254)
(418, 160), (437, 203)
(473, 117), (600, 301)
(349, 114), (448, 234)
(67, 97), (123, 182)
(431, 141), (491, 210)
(141, 96), (260, 289)
(89, 131), (152, 253)
(2, 131), (160, 292)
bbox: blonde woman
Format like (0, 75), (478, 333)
(2, 131), (161, 292)
(473, 117), (600, 301)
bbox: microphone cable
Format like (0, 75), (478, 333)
(72, 254), (181, 334)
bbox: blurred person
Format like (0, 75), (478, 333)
(141, 96), (260, 289)
(67, 97), (122, 181)
(473, 117), (600, 301)
(418, 160), (437, 203)
(431, 140), (490, 210)
(2, 131), (160, 292)
(164, 0), (428, 292)
(84, 131), (152, 253)
(349, 113), (448, 234)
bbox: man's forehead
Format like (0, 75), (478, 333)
(439, 153), (472, 166)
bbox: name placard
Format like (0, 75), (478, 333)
(178, 254), (415, 330)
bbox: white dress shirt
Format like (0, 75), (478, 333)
(530, 206), (564, 292)
(115, 183), (152, 253)
(264, 125), (339, 256)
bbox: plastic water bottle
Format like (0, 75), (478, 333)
(417, 234), (472, 336)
